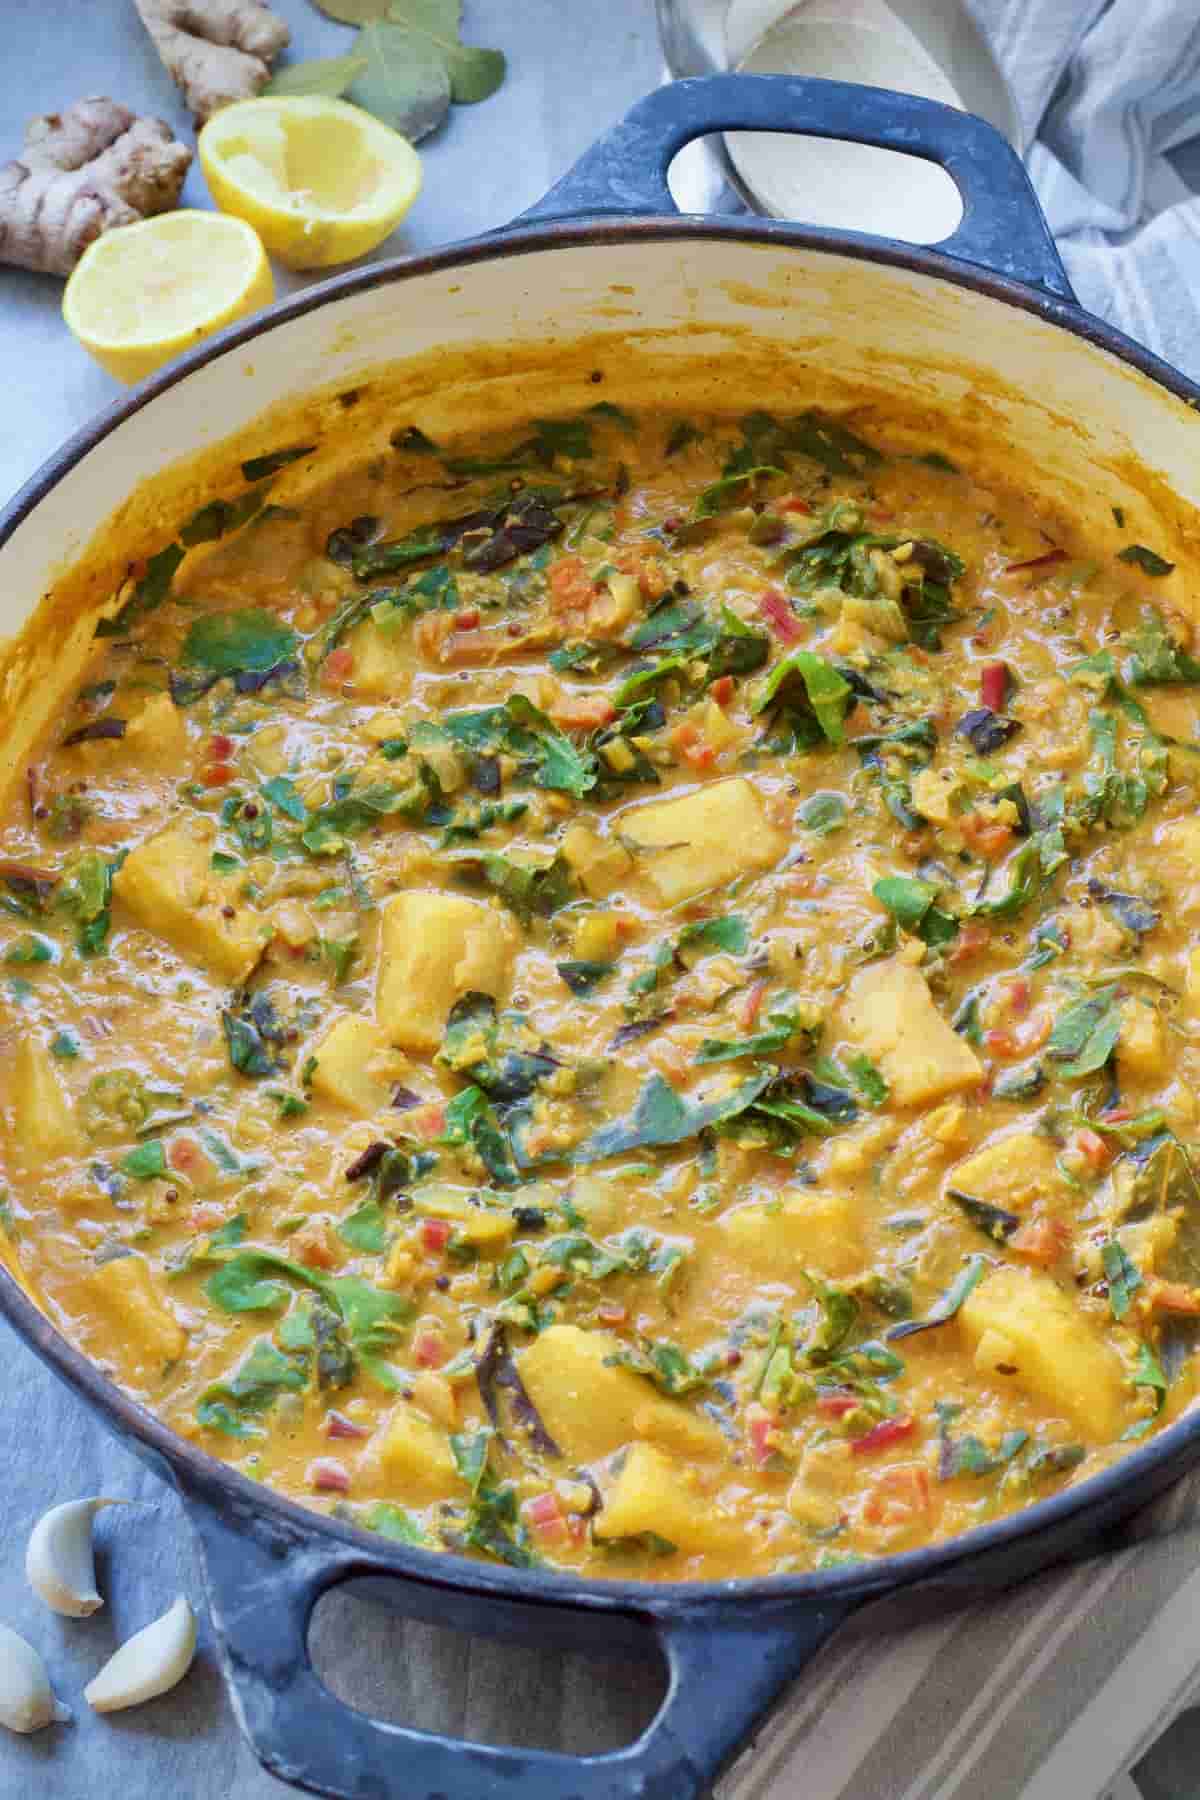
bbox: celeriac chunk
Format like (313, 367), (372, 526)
(719, 1189), (865, 1280)
(593, 1443), (735, 1552)
(518, 1324), (722, 1463)
(618, 777), (787, 906)
(83, 1255), (186, 1389)
(959, 1265), (1128, 1438)
(5, 1036), (80, 1163)
(373, 1398), (460, 1495)
(344, 618), (410, 699)
(946, 1130), (1065, 1213)
(840, 958), (982, 1107)
(113, 824), (267, 983)
(376, 890), (520, 1053)
(309, 1016), (405, 1116)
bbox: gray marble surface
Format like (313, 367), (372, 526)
(0, 5), (1194, 1795)
(0, 3), (668, 1795)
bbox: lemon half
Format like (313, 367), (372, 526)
(199, 96), (422, 271)
(63, 211), (273, 385)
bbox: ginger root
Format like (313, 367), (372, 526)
(134, 0), (291, 125)
(0, 97), (191, 276)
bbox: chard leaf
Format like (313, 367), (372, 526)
(443, 695), (596, 797)
(610, 1338), (710, 1396)
(947, 1189), (1019, 1241)
(1101, 1239), (1142, 1319)
(197, 1338), (306, 1437)
(576, 1070), (774, 1163)
(180, 610), (300, 678)
(1122, 605), (1199, 682)
(970, 841), (1042, 922)
(695, 1007), (808, 1063)
(121, 1140), (167, 1181)
(96, 543), (185, 638)
(179, 486), (270, 546)
(753, 650), (852, 744)
(873, 875), (959, 947)
(1118, 545), (1175, 578)
(1047, 991), (1121, 1079)
(676, 915), (749, 956)
(693, 465), (784, 518)
(887, 1255), (989, 1340)
(798, 791), (848, 835)
(439, 1085), (518, 1186)
(452, 850), (574, 921)
(338, 1201), (388, 1253)
(556, 959), (613, 995)
(222, 996), (283, 1079)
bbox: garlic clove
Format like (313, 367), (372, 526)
(26, 1497), (119, 1618)
(0, 1623), (70, 1733)
(84, 1594), (196, 1714)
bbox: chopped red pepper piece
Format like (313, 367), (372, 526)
(851, 1415), (916, 1456)
(420, 1218), (452, 1254)
(326, 1411), (368, 1440)
(980, 661), (1011, 712)
(758, 587), (803, 643)
(307, 1457), (350, 1493)
(816, 1392), (859, 1419)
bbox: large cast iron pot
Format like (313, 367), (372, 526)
(3, 75), (1200, 1800)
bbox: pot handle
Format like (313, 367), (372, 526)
(517, 73), (1074, 302)
(186, 1490), (858, 1800)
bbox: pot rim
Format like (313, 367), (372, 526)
(3, 211), (1199, 1617)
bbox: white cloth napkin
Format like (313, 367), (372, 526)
(715, 6), (1200, 1797)
(976, 0), (1200, 382)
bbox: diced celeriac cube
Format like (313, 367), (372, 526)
(840, 958), (982, 1107)
(719, 1190), (865, 1280)
(593, 1443), (736, 1552)
(122, 692), (188, 762)
(946, 1129), (1065, 1213)
(959, 1264), (1128, 1438)
(1118, 996), (1167, 1078)
(373, 1399), (460, 1495)
(83, 1254), (186, 1389)
(309, 1016), (405, 1116)
(344, 617), (411, 699)
(618, 777), (787, 906)
(376, 890), (519, 1053)
(113, 824), (268, 982)
(5, 1036), (80, 1163)
(518, 1324), (722, 1464)
(910, 767), (963, 825)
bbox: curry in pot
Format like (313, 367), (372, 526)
(1, 402), (1198, 1579)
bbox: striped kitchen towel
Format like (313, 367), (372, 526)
(718, 1478), (1200, 1800)
(713, 4), (1200, 1797)
(975, 0), (1200, 384)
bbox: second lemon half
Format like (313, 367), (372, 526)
(199, 96), (423, 270)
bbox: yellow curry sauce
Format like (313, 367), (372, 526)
(1, 402), (1198, 1580)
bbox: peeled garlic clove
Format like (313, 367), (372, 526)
(26, 1498), (119, 1618)
(84, 1594), (196, 1714)
(0, 1623), (70, 1733)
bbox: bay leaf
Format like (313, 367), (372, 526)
(265, 52), (370, 98)
(313, 0), (391, 22)
(349, 17), (450, 141)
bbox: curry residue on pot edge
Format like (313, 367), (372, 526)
(1, 402), (1197, 1580)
